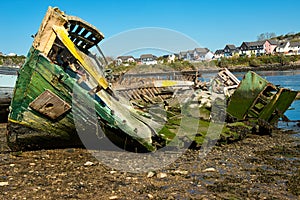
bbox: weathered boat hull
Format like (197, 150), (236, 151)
(7, 7), (158, 151)
(7, 48), (81, 150)
(227, 71), (298, 125)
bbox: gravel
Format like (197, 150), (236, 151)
(0, 123), (299, 199)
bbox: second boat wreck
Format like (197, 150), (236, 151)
(227, 71), (297, 129)
(6, 7), (298, 151)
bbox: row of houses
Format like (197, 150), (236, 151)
(116, 54), (158, 66)
(178, 48), (214, 61)
(115, 39), (300, 66)
(116, 47), (215, 65)
(215, 40), (300, 58)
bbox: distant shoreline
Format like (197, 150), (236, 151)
(2, 63), (300, 77)
(177, 64), (300, 76)
(226, 63), (300, 72)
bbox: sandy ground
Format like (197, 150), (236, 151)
(0, 122), (299, 199)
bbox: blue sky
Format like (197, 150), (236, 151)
(1, 0), (300, 57)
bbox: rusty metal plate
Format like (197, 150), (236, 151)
(29, 90), (71, 120)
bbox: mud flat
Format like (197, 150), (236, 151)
(0, 122), (299, 199)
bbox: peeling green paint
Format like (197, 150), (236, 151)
(227, 71), (297, 124)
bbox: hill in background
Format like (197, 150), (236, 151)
(271, 32), (300, 42)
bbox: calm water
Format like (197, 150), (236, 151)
(0, 67), (18, 88)
(0, 74), (17, 87)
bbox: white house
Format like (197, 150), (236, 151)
(167, 54), (176, 63)
(193, 48), (214, 61)
(276, 41), (290, 54)
(275, 41), (300, 55)
(204, 51), (215, 61)
(116, 55), (135, 63)
(140, 54), (157, 65)
(116, 55), (135, 66)
(179, 48), (214, 61)
(288, 41), (300, 55)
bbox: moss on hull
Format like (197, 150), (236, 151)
(157, 105), (252, 149)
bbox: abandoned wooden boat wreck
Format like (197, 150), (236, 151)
(226, 70), (298, 131)
(6, 7), (298, 152)
(7, 7), (168, 151)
